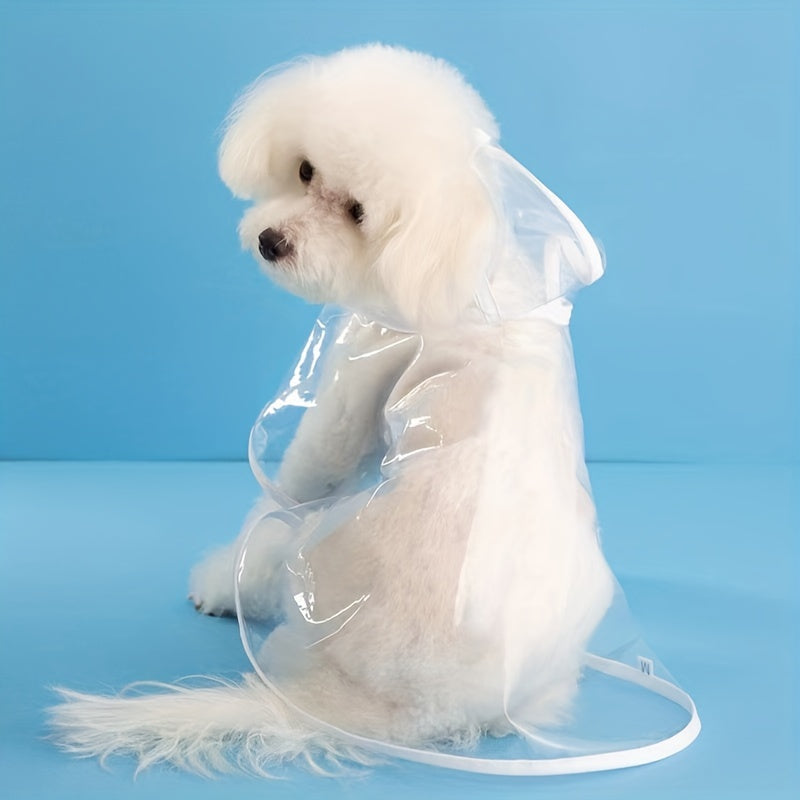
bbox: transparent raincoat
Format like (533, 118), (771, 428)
(233, 140), (700, 775)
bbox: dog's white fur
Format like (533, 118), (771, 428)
(50, 45), (614, 775)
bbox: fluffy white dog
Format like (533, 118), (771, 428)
(50, 44), (615, 775)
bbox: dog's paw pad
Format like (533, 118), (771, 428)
(188, 547), (237, 617)
(188, 591), (235, 616)
(189, 593), (236, 618)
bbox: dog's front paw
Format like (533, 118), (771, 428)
(188, 545), (237, 617)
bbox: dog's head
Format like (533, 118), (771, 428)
(219, 45), (499, 330)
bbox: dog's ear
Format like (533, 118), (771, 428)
(375, 170), (495, 329)
(218, 82), (278, 200)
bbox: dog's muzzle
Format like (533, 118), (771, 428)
(258, 228), (293, 262)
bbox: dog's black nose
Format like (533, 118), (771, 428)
(258, 228), (293, 262)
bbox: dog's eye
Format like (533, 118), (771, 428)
(299, 160), (314, 183)
(348, 202), (364, 224)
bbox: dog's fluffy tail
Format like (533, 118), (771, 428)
(48, 674), (373, 776)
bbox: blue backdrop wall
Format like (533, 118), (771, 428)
(1, 0), (797, 461)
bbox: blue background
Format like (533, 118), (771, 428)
(1, 0), (797, 462)
(0, 2), (798, 800)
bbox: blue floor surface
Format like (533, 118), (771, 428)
(1, 461), (797, 799)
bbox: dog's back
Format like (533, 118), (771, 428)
(252, 315), (613, 745)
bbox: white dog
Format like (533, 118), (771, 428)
(50, 45), (615, 775)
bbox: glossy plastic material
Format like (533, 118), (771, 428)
(235, 142), (699, 774)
